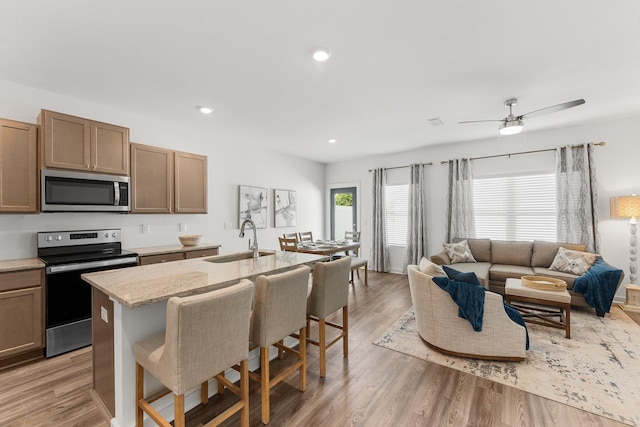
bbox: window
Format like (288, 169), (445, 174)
(473, 173), (556, 241)
(386, 184), (408, 246)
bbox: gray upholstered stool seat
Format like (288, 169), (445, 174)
(134, 280), (254, 427)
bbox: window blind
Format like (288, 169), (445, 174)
(473, 173), (556, 241)
(385, 184), (409, 246)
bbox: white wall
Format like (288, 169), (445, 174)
(0, 80), (325, 259)
(326, 114), (640, 301)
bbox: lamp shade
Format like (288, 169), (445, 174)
(610, 195), (640, 219)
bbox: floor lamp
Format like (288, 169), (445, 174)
(610, 195), (640, 312)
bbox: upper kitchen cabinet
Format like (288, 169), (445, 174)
(38, 110), (129, 175)
(0, 118), (38, 213)
(130, 142), (173, 213)
(130, 143), (207, 214)
(174, 151), (207, 213)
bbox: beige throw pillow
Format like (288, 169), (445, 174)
(549, 247), (597, 275)
(418, 257), (446, 277)
(442, 240), (477, 264)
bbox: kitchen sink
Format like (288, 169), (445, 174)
(204, 251), (275, 263)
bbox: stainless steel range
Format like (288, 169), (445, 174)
(37, 229), (138, 358)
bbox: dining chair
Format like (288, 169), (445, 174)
(344, 231), (368, 285)
(306, 256), (351, 377)
(249, 266), (310, 424)
(298, 231), (313, 242)
(279, 236), (298, 252)
(283, 233), (298, 241)
(134, 280), (254, 427)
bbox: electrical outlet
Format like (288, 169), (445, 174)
(100, 306), (109, 323)
(141, 224), (151, 234)
(179, 223), (186, 232)
(224, 221), (232, 230)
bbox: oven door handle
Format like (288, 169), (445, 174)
(46, 256), (138, 274)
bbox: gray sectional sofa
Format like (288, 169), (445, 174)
(430, 238), (623, 311)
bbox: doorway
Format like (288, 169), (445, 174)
(330, 187), (357, 240)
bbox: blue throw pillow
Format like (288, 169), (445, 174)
(443, 265), (481, 287)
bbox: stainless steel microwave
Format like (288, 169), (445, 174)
(41, 169), (130, 212)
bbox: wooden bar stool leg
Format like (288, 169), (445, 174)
(136, 363), (144, 427)
(174, 394), (185, 427)
(343, 306), (349, 357)
(240, 360), (249, 427)
(319, 318), (326, 378)
(278, 340), (284, 359)
(260, 347), (270, 424)
(201, 381), (209, 404)
(217, 372), (225, 395)
(299, 326), (307, 391)
(364, 265), (368, 286)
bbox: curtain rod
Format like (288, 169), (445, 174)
(439, 141), (606, 164)
(368, 162), (433, 173)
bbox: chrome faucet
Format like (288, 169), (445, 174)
(239, 218), (259, 258)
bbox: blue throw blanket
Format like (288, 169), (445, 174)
(432, 276), (485, 331)
(573, 258), (623, 314)
(503, 303), (530, 350)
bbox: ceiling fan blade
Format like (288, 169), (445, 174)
(458, 119), (504, 124)
(520, 99), (585, 120)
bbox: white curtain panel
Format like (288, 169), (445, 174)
(404, 164), (429, 272)
(556, 143), (600, 253)
(445, 158), (476, 242)
(371, 168), (391, 272)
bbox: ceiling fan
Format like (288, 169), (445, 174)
(459, 98), (586, 136)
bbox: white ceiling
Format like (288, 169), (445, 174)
(1, 1), (639, 164)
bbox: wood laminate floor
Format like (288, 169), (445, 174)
(0, 272), (635, 427)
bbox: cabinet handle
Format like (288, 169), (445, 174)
(87, 164), (90, 169)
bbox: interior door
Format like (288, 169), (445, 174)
(330, 187), (357, 240)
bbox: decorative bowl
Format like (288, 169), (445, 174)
(521, 275), (567, 291)
(179, 234), (203, 246)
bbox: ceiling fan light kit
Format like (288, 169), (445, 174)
(499, 120), (524, 135)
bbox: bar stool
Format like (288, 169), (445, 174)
(134, 280), (254, 427)
(249, 265), (310, 424)
(306, 256), (351, 378)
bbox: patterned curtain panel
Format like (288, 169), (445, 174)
(404, 163), (428, 272)
(371, 168), (390, 272)
(445, 158), (476, 242)
(556, 143), (600, 253)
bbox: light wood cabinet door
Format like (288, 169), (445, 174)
(0, 269), (43, 360)
(130, 142), (173, 213)
(40, 110), (91, 171)
(0, 119), (38, 212)
(174, 151), (207, 213)
(138, 252), (184, 265)
(184, 248), (219, 259)
(90, 121), (129, 175)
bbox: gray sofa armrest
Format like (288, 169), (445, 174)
(431, 251), (451, 265)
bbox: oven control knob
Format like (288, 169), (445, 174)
(45, 236), (53, 242)
(104, 233), (109, 238)
(112, 232), (118, 238)
(55, 235), (62, 241)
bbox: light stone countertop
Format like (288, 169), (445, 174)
(82, 250), (327, 309)
(0, 258), (45, 273)
(128, 243), (222, 256)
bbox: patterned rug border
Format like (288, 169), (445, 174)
(374, 306), (640, 426)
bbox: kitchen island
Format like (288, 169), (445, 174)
(82, 250), (327, 427)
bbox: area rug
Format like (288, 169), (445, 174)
(374, 306), (640, 426)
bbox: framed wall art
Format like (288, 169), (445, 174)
(238, 185), (268, 228)
(274, 189), (297, 227)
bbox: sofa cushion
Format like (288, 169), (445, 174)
(419, 257), (446, 277)
(453, 238), (491, 263)
(443, 240), (477, 263)
(531, 241), (588, 268)
(549, 247), (598, 275)
(489, 264), (535, 283)
(443, 265), (482, 287)
(441, 262), (490, 289)
(532, 267), (579, 290)
(491, 240), (533, 266)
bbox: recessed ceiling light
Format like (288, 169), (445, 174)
(328, 138), (337, 144)
(312, 48), (331, 62)
(199, 107), (213, 114)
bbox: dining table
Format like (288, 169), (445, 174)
(295, 240), (360, 256)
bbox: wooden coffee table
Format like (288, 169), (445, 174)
(505, 278), (571, 339)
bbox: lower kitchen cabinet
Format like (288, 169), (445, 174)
(137, 246), (220, 265)
(0, 269), (44, 369)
